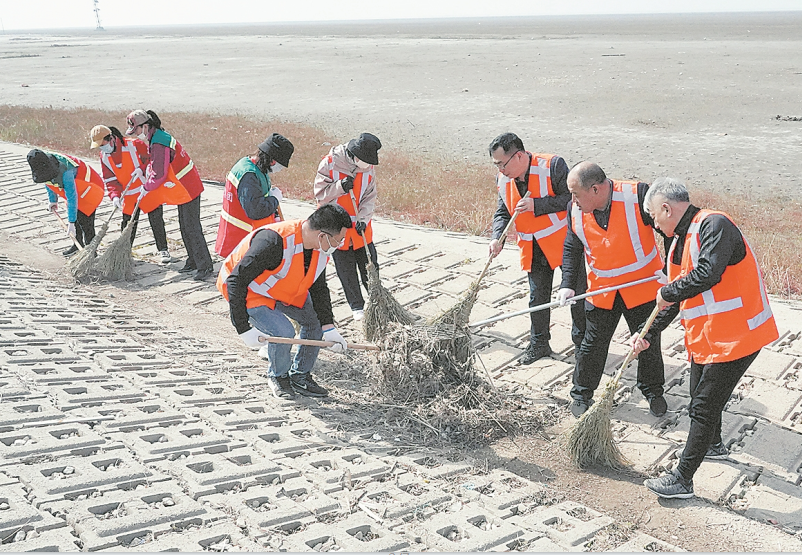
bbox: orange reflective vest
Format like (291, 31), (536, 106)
(46, 154), (104, 216)
(497, 152), (568, 270)
(100, 137), (148, 215)
(571, 180), (663, 309)
(141, 129), (202, 213)
(216, 220), (328, 310)
(214, 157), (278, 258)
(320, 155), (373, 250)
(667, 210), (778, 364)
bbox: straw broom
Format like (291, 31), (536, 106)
(346, 190), (418, 342)
(68, 174), (137, 280)
(53, 210), (85, 252)
(565, 303), (662, 469)
(93, 192), (144, 281)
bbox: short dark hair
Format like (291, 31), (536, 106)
(308, 204), (352, 235)
(145, 110), (163, 130)
(488, 132), (525, 156)
(108, 126), (124, 142)
(570, 162), (607, 190)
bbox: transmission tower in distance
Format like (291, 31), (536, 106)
(93, 0), (104, 31)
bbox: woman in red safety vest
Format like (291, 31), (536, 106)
(90, 124), (171, 264)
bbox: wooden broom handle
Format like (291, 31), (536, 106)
(257, 334), (380, 351)
(53, 211), (84, 251)
(348, 189), (370, 244)
(475, 191), (532, 286)
(611, 303), (662, 383)
(104, 173), (139, 225)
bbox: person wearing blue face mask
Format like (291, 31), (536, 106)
(314, 132), (382, 322)
(217, 203), (353, 400)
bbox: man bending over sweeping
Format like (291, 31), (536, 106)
(217, 203), (353, 400)
(631, 177), (778, 499)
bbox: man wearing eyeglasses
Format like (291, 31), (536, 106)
(488, 132), (586, 365)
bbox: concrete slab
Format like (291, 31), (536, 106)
(735, 377), (802, 424)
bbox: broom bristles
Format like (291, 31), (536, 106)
(564, 376), (629, 469)
(67, 221), (108, 279)
(94, 223), (135, 281)
(363, 261), (418, 342)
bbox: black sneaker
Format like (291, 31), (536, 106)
(644, 470), (694, 499)
(268, 375), (295, 400)
(570, 398), (594, 418)
(193, 268), (213, 281)
(649, 395), (668, 417)
(290, 373), (328, 397)
(519, 343), (552, 365)
(62, 244), (79, 257)
(178, 261), (197, 273)
(705, 441), (729, 460)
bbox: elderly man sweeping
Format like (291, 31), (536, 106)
(217, 203), (353, 400)
(558, 161), (669, 418)
(631, 177), (778, 498)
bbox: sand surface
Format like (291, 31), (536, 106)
(1, 12), (802, 198)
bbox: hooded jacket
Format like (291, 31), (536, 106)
(313, 143), (377, 224)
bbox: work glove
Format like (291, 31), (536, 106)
(654, 269), (668, 285)
(48, 201), (59, 213)
(354, 220), (367, 235)
(66, 222), (76, 239)
(138, 187), (148, 203)
(239, 327), (264, 349)
(131, 168), (145, 183)
(267, 186), (283, 203)
(322, 327), (347, 353)
(339, 176), (355, 193)
(112, 197), (123, 211)
(556, 288), (576, 307)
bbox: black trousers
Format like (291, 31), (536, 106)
(121, 205), (168, 252)
(75, 211), (96, 247)
(526, 253), (587, 348)
(332, 242), (378, 311)
(676, 349), (760, 482)
(178, 195), (213, 272)
(571, 292), (665, 402)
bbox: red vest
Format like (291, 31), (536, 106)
(214, 157), (278, 258)
(141, 129), (203, 212)
(497, 152), (568, 270)
(571, 180), (663, 309)
(320, 154), (374, 250)
(217, 220), (328, 310)
(667, 210), (778, 363)
(46, 155), (104, 216)
(100, 137), (149, 215)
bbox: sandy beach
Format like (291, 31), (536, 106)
(2, 11), (802, 199)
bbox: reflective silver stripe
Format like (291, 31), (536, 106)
(220, 211), (253, 232)
(227, 171), (240, 188)
(590, 248), (658, 278)
(517, 212), (567, 242)
(311, 250), (329, 281)
(743, 234), (774, 330)
(247, 233), (302, 298)
(531, 157), (550, 198)
(122, 142), (142, 181)
(571, 204), (589, 250)
(80, 185), (91, 199)
(350, 215), (357, 223)
(681, 294), (743, 321)
(175, 160), (194, 180)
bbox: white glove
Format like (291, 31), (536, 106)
(48, 201), (59, 213)
(239, 327), (264, 349)
(654, 269), (668, 285)
(112, 197), (123, 211)
(66, 222), (76, 239)
(557, 288), (576, 307)
(131, 168), (145, 183)
(138, 188), (148, 202)
(322, 327), (347, 353)
(268, 186), (283, 203)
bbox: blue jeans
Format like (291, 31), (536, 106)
(247, 294), (323, 378)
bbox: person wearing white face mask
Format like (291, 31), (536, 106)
(217, 204), (353, 400)
(125, 109), (214, 281)
(313, 133), (382, 322)
(215, 133), (294, 258)
(90, 125), (171, 263)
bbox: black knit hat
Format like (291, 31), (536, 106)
(27, 149), (59, 183)
(258, 133), (294, 167)
(346, 133), (382, 165)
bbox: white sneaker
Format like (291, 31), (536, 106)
(257, 345), (270, 360)
(159, 250), (172, 264)
(352, 309), (364, 321)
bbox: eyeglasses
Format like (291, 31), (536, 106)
(493, 150), (520, 171)
(322, 232), (345, 248)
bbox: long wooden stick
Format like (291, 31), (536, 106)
(475, 191), (532, 287)
(104, 173), (138, 225)
(257, 334), (380, 351)
(348, 189), (369, 245)
(610, 303), (662, 384)
(53, 211), (84, 251)
(469, 275), (661, 327)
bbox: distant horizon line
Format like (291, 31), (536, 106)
(4, 10), (802, 33)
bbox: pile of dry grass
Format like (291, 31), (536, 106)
(93, 222), (135, 281)
(362, 262), (418, 342)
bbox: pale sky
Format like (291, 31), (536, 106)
(1, 0), (800, 31)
